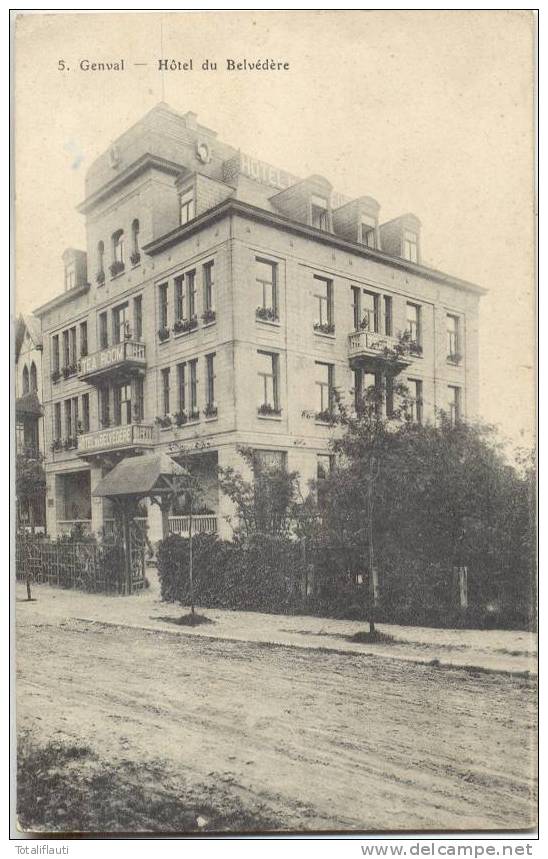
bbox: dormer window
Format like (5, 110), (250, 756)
(403, 229), (418, 262)
(110, 230), (125, 277)
(64, 263), (76, 291)
(180, 188), (195, 225)
(311, 195), (329, 231)
(361, 215), (377, 248)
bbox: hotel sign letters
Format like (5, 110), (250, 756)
(79, 344), (125, 375)
(79, 425), (134, 452)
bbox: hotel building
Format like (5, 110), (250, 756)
(34, 103), (485, 541)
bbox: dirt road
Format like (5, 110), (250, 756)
(16, 614), (537, 832)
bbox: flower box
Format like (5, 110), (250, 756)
(174, 411), (188, 427)
(204, 404), (218, 418)
(256, 306), (279, 322)
(202, 308), (216, 324)
(62, 364), (77, 379)
(188, 409), (200, 421)
(314, 322), (335, 335)
(258, 403), (282, 416)
(96, 270), (105, 286)
(174, 316), (198, 334)
(157, 326), (170, 342)
(130, 251), (141, 266)
(155, 415), (172, 429)
(447, 352), (462, 365)
(51, 369), (61, 383)
(315, 409), (335, 423)
(109, 260), (125, 277)
(50, 438), (63, 452)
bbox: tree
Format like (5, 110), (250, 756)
(218, 446), (305, 538)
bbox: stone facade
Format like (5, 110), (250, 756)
(34, 102), (484, 542)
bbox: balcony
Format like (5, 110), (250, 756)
(78, 340), (146, 383)
(348, 330), (413, 368)
(77, 423), (157, 457)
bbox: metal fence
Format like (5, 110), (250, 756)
(15, 536), (145, 595)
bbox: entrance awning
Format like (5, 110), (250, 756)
(92, 452), (189, 500)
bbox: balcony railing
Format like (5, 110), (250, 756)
(348, 330), (413, 366)
(168, 515), (218, 536)
(77, 422), (156, 456)
(57, 519), (92, 537)
(78, 340), (146, 383)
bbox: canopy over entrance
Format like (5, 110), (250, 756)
(92, 452), (188, 501)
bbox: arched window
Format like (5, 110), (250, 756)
(22, 365), (29, 394)
(131, 220), (140, 265)
(110, 230), (125, 276)
(30, 362), (37, 392)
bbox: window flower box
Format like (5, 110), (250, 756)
(63, 437), (77, 451)
(174, 411), (188, 427)
(157, 326), (170, 342)
(447, 352), (462, 365)
(314, 322), (335, 335)
(155, 415), (172, 429)
(204, 403), (218, 418)
(51, 369), (61, 383)
(173, 316), (198, 334)
(256, 306), (279, 322)
(109, 260), (125, 277)
(188, 409), (200, 421)
(96, 270), (105, 286)
(258, 403), (282, 416)
(409, 341), (423, 356)
(130, 251), (141, 266)
(315, 409), (335, 424)
(202, 308), (216, 324)
(62, 364), (77, 379)
(50, 438), (63, 452)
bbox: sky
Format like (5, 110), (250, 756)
(14, 10), (536, 449)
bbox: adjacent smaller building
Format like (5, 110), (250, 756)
(15, 314), (46, 532)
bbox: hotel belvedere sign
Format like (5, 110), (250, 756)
(78, 423), (155, 454)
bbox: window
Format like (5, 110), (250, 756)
(72, 397), (79, 437)
(97, 241), (105, 277)
(254, 450), (287, 473)
(187, 270), (196, 320)
(189, 360), (198, 416)
(99, 387), (109, 427)
(256, 258), (278, 318)
(361, 215), (377, 248)
(403, 230), (418, 263)
(161, 368), (170, 415)
(113, 303), (129, 343)
(351, 286), (361, 331)
(203, 261), (215, 314)
(174, 275), (185, 321)
(177, 363), (186, 413)
(54, 402), (62, 440)
(82, 393), (90, 433)
(206, 353), (216, 408)
(30, 362), (37, 392)
(354, 369), (379, 412)
(385, 376), (394, 418)
(65, 263), (76, 292)
(133, 378), (144, 422)
(180, 188), (195, 225)
(69, 327), (77, 365)
(80, 322), (88, 357)
(408, 379), (423, 424)
(21, 365), (29, 394)
(361, 291), (380, 332)
(114, 383), (132, 426)
(257, 351), (279, 413)
(448, 386), (461, 426)
(98, 312), (108, 349)
(313, 276), (334, 332)
(383, 296), (393, 336)
(447, 314), (460, 361)
(311, 195), (329, 231)
(64, 399), (72, 439)
(133, 296), (143, 340)
(51, 335), (60, 372)
(62, 330), (70, 368)
(131, 219), (140, 262)
(112, 230), (125, 265)
(316, 362), (334, 417)
(317, 454), (333, 480)
(406, 303), (421, 345)
(158, 283), (169, 330)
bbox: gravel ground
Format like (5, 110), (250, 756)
(16, 607), (537, 833)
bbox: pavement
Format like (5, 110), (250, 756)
(15, 569), (537, 676)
